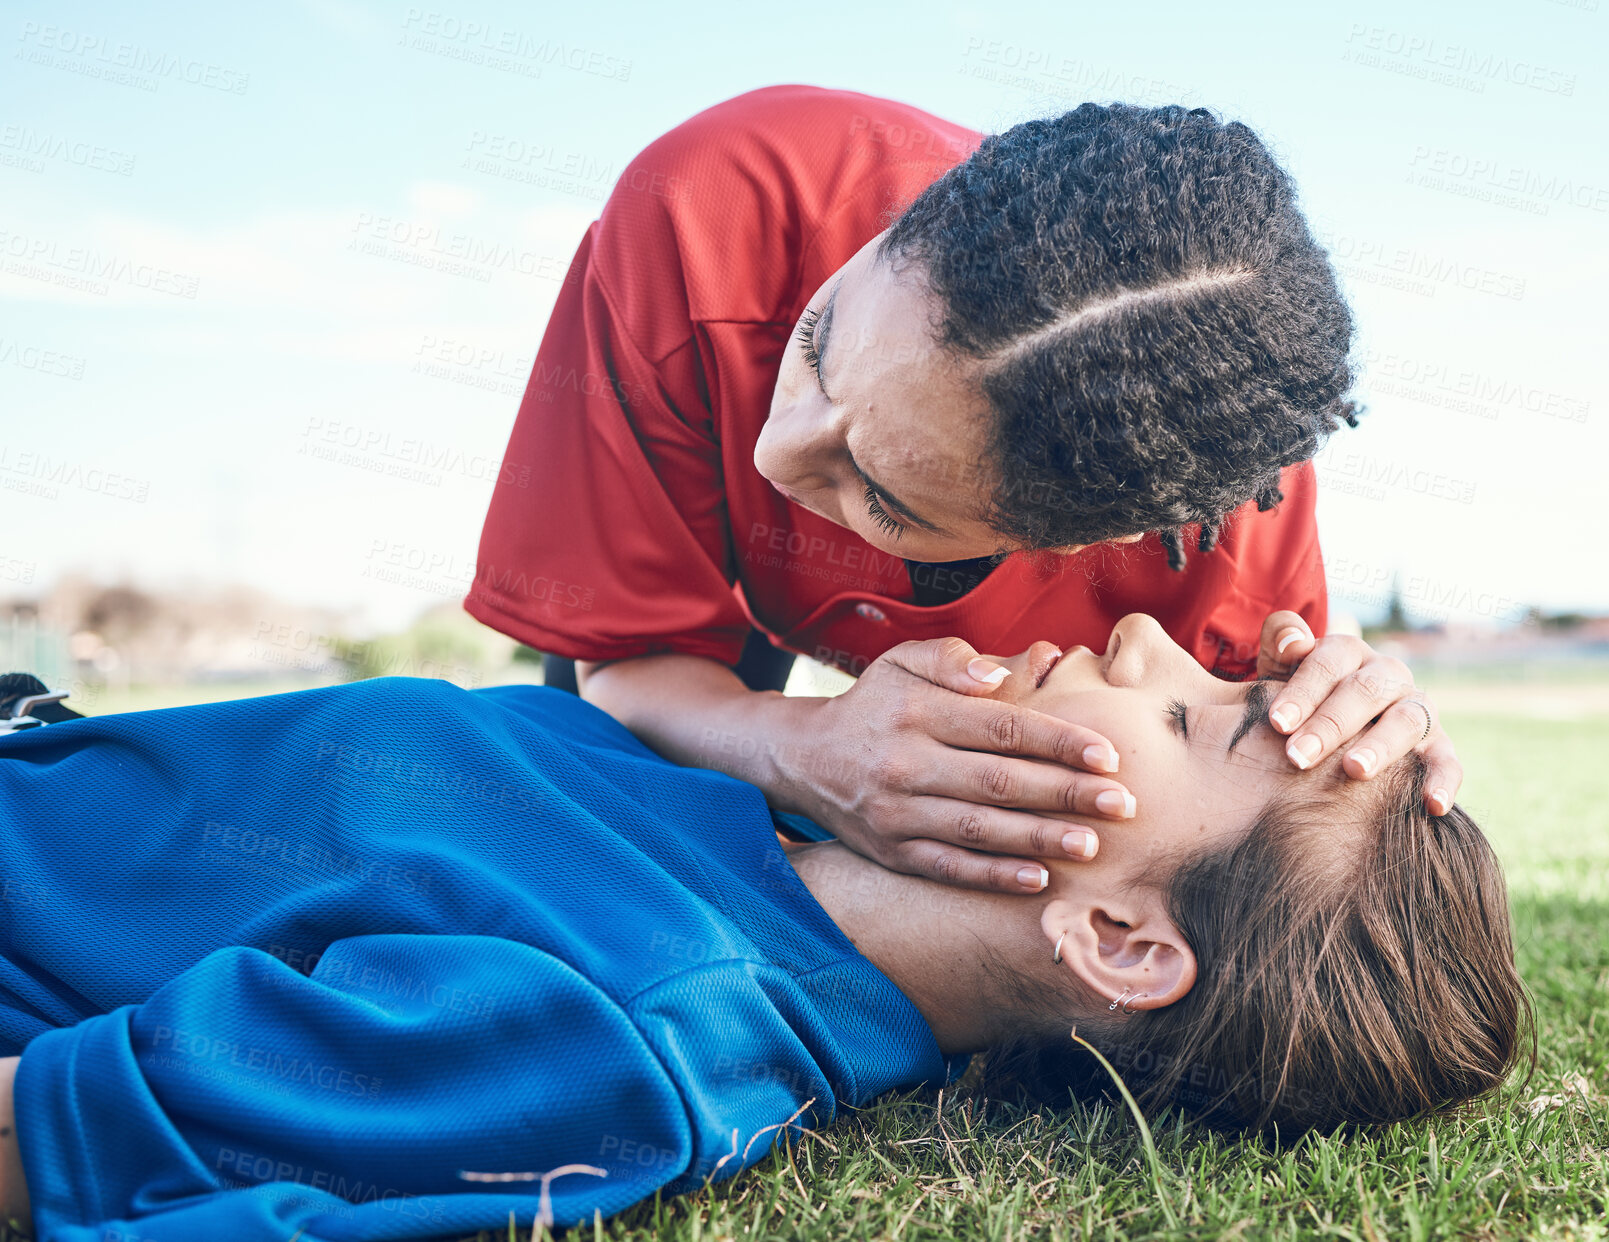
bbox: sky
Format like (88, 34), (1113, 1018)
(2, 0), (1605, 635)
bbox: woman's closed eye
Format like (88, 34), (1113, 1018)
(863, 483), (905, 539)
(1165, 681), (1278, 753)
(794, 307), (823, 379)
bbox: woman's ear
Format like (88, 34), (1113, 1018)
(1041, 894), (1197, 1012)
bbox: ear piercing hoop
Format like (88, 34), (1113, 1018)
(1053, 931), (1147, 1014)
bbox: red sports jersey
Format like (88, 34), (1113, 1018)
(466, 85), (1327, 680)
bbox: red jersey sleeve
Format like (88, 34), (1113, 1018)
(467, 86), (976, 666)
(466, 112), (761, 664)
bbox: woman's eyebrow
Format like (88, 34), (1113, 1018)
(1227, 679), (1275, 753)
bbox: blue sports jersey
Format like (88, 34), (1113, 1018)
(0, 678), (954, 1240)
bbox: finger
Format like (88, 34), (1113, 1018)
(893, 821), (1102, 895)
(927, 752), (1135, 821)
(1282, 656), (1415, 771)
(1338, 693), (1437, 780)
(1420, 736), (1463, 816)
(897, 839), (1051, 893)
(1266, 637), (1368, 738)
(926, 694), (1124, 776)
(1256, 610), (1316, 681)
(878, 635), (1016, 698)
(900, 798), (1103, 863)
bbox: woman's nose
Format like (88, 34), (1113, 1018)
(757, 411), (836, 492)
(1105, 613), (1173, 686)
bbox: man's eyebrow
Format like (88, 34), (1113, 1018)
(813, 279), (841, 399)
(1227, 679), (1275, 754)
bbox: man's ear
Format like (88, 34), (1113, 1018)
(1041, 893), (1197, 1012)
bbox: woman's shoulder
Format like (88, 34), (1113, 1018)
(648, 83), (973, 160)
(592, 85), (980, 330)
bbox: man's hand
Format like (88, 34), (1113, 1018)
(1255, 610), (1461, 815)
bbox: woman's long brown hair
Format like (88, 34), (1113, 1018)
(993, 755), (1533, 1134)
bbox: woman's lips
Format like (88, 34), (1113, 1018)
(1037, 644), (1093, 688)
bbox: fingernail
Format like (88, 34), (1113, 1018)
(1430, 787), (1451, 815)
(1018, 864), (1049, 890)
(1287, 734), (1322, 770)
(1082, 744), (1118, 773)
(968, 658), (1011, 686)
(1270, 703), (1300, 733)
(1095, 790), (1136, 818)
(1275, 627), (1307, 656)
(1062, 830), (1097, 860)
(1346, 748), (1376, 777)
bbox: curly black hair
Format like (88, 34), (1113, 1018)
(878, 103), (1359, 569)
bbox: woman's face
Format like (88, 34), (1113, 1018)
(992, 613), (1340, 866)
(754, 232), (1138, 562)
(984, 613), (1358, 1009)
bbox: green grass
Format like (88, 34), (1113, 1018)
(14, 688), (1604, 1239)
(464, 711), (1609, 1242)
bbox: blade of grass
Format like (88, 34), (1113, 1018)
(1068, 1028), (1179, 1229)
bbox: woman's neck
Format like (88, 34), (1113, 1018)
(786, 840), (1073, 1054)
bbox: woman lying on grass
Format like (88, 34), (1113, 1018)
(0, 614), (1526, 1240)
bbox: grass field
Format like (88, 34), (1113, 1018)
(472, 706), (1609, 1242)
(19, 678), (1608, 1240)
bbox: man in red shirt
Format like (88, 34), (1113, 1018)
(468, 86), (1460, 892)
